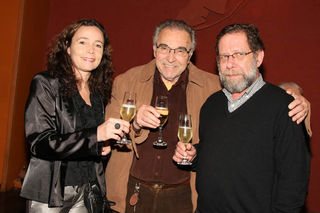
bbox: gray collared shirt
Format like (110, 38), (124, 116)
(222, 74), (265, 112)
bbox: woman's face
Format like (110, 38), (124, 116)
(67, 26), (104, 74)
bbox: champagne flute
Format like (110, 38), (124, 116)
(117, 92), (136, 144)
(177, 113), (193, 165)
(153, 96), (169, 147)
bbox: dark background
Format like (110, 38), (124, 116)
(1, 0), (319, 212)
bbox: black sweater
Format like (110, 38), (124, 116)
(195, 83), (310, 213)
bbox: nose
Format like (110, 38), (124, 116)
(225, 56), (235, 69)
(87, 44), (94, 54)
(166, 49), (176, 62)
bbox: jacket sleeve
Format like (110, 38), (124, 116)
(25, 74), (103, 161)
(105, 71), (152, 158)
(272, 100), (310, 213)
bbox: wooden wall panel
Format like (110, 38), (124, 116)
(0, 0), (50, 190)
(0, 0), (23, 191)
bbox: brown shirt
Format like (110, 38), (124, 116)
(130, 68), (189, 184)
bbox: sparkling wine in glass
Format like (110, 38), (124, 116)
(117, 92), (136, 144)
(153, 96), (169, 147)
(177, 113), (193, 165)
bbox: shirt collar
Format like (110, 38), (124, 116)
(154, 66), (188, 89)
(223, 74), (265, 102)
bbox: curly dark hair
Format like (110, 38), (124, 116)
(215, 23), (265, 56)
(47, 19), (113, 105)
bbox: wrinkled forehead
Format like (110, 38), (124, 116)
(157, 28), (192, 48)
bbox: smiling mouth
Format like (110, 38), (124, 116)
(163, 64), (176, 68)
(83, 57), (95, 62)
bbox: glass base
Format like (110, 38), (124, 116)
(116, 138), (132, 145)
(153, 140), (167, 147)
(177, 159), (192, 165)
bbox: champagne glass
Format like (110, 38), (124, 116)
(177, 113), (193, 165)
(117, 92), (136, 144)
(153, 96), (169, 147)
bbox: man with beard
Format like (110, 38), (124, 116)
(106, 20), (309, 213)
(173, 23), (310, 213)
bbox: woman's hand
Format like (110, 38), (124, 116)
(101, 146), (111, 156)
(97, 118), (130, 142)
(97, 118), (130, 155)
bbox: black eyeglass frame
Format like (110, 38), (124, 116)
(155, 43), (192, 56)
(217, 51), (254, 62)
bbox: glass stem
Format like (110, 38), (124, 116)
(123, 134), (127, 140)
(182, 144), (187, 161)
(158, 126), (163, 142)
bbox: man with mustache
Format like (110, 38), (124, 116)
(173, 23), (310, 213)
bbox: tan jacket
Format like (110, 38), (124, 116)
(105, 60), (221, 212)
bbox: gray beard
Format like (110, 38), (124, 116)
(220, 72), (256, 93)
(219, 66), (258, 94)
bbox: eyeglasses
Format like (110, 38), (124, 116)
(156, 44), (191, 57)
(217, 51), (254, 63)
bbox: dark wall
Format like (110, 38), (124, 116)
(18, 0), (319, 211)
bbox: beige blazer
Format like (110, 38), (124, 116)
(105, 59), (221, 212)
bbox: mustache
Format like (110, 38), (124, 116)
(220, 70), (242, 76)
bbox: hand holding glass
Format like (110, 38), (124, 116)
(153, 96), (169, 147)
(117, 92), (136, 144)
(177, 113), (193, 165)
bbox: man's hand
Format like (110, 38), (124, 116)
(173, 142), (197, 163)
(134, 104), (161, 129)
(286, 89), (310, 124)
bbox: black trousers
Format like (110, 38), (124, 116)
(125, 176), (193, 213)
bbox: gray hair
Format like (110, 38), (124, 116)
(153, 19), (196, 51)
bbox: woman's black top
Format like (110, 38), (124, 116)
(64, 91), (104, 186)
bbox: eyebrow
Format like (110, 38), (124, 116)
(76, 37), (104, 44)
(158, 43), (188, 49)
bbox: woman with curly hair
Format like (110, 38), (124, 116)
(20, 19), (129, 212)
